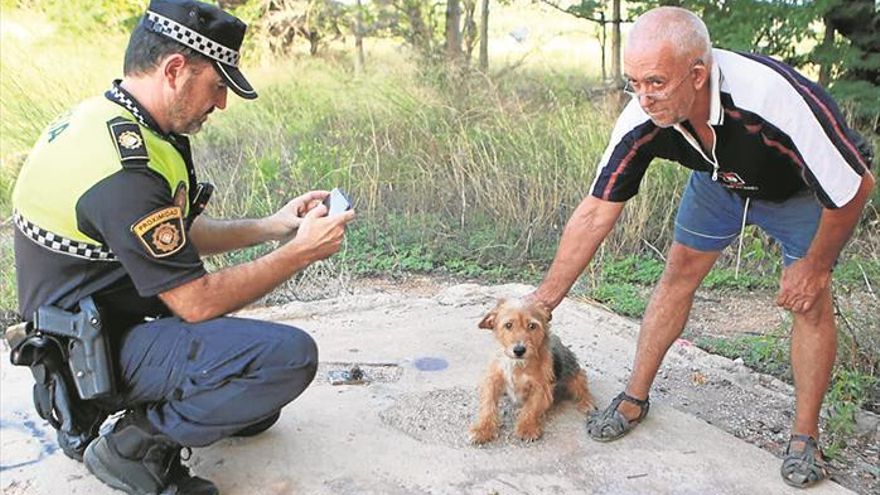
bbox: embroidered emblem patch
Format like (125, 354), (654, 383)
(108, 118), (149, 164)
(118, 130), (143, 150)
(131, 207), (186, 258)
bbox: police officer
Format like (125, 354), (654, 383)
(10, 1), (355, 493)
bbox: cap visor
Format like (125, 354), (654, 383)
(214, 61), (257, 100)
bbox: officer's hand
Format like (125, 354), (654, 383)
(287, 204), (355, 262)
(267, 190), (330, 242)
(776, 257), (830, 314)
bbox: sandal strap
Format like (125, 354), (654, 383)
(781, 434), (828, 487)
(610, 391), (650, 421)
(785, 434), (819, 455)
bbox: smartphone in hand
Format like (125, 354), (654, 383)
(322, 187), (353, 216)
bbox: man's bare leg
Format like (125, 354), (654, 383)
(616, 242), (720, 420)
(790, 285), (836, 440)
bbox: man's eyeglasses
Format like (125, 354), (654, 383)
(623, 60), (703, 101)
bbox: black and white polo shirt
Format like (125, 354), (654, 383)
(590, 49), (872, 209)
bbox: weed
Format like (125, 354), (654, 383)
(695, 331), (791, 380)
(824, 369), (878, 457)
(589, 282), (648, 318)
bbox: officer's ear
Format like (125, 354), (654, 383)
(162, 53), (188, 91)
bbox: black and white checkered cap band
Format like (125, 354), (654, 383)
(146, 11), (240, 67)
(14, 212), (117, 261)
(109, 86), (147, 127)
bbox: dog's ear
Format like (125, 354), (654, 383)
(478, 311), (497, 330)
(478, 299), (505, 330)
(534, 300), (553, 322)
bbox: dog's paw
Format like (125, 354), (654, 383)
(515, 423), (542, 442)
(469, 425), (497, 444)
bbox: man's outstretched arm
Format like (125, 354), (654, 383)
(533, 196), (625, 310)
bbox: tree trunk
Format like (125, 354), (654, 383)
(600, 10), (606, 82)
(446, 0), (462, 66)
(462, 0), (478, 67)
(354, 0), (365, 75)
(478, 0), (489, 71)
(818, 16), (834, 87)
(611, 0), (622, 87)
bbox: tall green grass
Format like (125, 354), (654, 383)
(1, 5), (876, 309)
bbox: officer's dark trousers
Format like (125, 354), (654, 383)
(117, 316), (318, 447)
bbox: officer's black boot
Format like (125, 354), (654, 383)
(232, 411), (281, 438)
(83, 410), (218, 495)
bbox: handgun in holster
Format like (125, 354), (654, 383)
(4, 296), (114, 459)
(30, 296), (115, 400)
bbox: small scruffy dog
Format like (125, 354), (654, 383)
(470, 298), (595, 443)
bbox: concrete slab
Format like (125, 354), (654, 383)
(1, 283), (853, 494)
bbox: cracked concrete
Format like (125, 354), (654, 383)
(0, 283), (854, 494)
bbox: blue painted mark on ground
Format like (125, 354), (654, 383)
(0, 411), (58, 471)
(413, 357), (448, 371)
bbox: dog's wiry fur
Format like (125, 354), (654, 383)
(470, 298), (595, 443)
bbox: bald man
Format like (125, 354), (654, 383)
(528, 6), (874, 489)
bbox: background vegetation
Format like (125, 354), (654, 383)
(0, 0), (877, 464)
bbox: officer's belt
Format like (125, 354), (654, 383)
(13, 211), (117, 261)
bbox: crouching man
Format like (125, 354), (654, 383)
(7, 1), (354, 493)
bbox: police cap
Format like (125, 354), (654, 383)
(143, 0), (257, 100)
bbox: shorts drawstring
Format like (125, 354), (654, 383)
(735, 197), (750, 279)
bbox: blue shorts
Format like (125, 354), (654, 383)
(674, 171), (822, 266)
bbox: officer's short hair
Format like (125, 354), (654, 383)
(123, 20), (211, 76)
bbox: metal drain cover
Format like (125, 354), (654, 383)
(318, 362), (402, 385)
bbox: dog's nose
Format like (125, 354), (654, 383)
(513, 344), (526, 357)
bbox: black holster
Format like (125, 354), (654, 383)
(4, 296), (116, 460)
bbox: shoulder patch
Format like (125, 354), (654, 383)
(131, 206), (186, 258)
(107, 117), (149, 167)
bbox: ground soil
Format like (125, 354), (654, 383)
(335, 273), (879, 495)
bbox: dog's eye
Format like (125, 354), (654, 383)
(527, 322), (537, 331)
(503, 321), (513, 330)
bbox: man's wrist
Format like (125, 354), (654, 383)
(800, 252), (834, 274)
(262, 215), (292, 243)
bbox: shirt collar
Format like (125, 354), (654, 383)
(708, 54), (724, 126)
(105, 80), (166, 137)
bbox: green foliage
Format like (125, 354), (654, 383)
(824, 369), (878, 456)
(590, 282), (647, 317)
(829, 79), (880, 128)
(833, 259), (879, 287)
(696, 331), (791, 380)
(0, 233), (16, 314)
(600, 255), (664, 285)
(9, 0), (142, 34)
(628, 0), (822, 63)
(701, 267), (775, 291)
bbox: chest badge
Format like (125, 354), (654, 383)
(118, 130), (143, 150)
(719, 171), (746, 186)
(108, 118), (149, 164)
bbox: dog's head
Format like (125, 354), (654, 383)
(478, 298), (551, 361)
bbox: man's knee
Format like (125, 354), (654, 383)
(253, 322), (319, 398)
(792, 291), (835, 330)
(659, 243), (719, 290)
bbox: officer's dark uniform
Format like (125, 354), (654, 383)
(10, 1), (317, 492)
